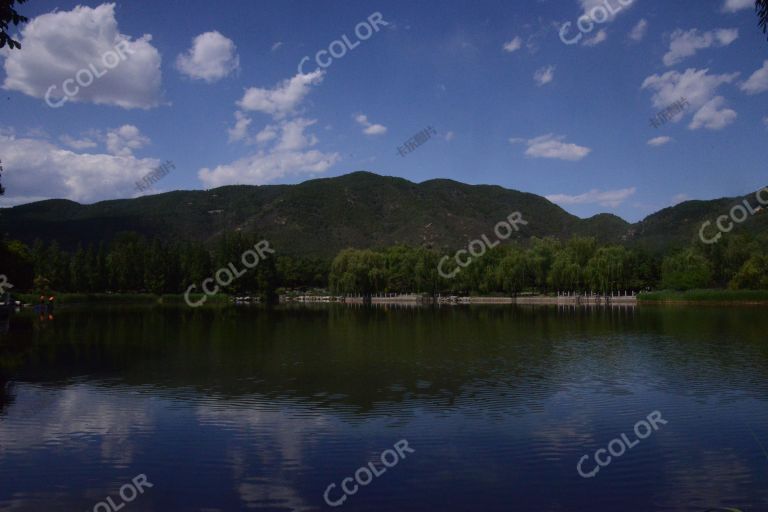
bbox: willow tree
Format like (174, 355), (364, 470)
(759, 0), (768, 40)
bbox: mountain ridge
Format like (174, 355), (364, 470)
(1, 171), (766, 257)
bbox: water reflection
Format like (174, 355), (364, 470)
(0, 305), (766, 511)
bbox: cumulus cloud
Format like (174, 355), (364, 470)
(208, 66), (338, 187)
(198, 149), (339, 188)
(513, 134), (591, 161)
(534, 65), (555, 86)
(273, 118), (319, 151)
(741, 60), (768, 95)
(2, 3), (163, 109)
(59, 135), (98, 150)
(503, 36), (522, 52)
(0, 131), (162, 205)
(688, 96), (737, 130)
(105, 124), (150, 156)
(354, 114), (387, 136)
(722, 0), (754, 12)
(546, 187), (637, 208)
(583, 29), (607, 46)
(228, 111), (253, 143)
(663, 28), (739, 66)
(629, 19), (648, 42)
(176, 31), (239, 83)
(200, 116), (338, 187)
(642, 68), (739, 130)
(237, 70), (324, 119)
(647, 136), (673, 146)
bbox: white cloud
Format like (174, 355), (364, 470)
(741, 60), (768, 95)
(688, 96), (737, 130)
(445, 131), (455, 141)
(198, 149), (339, 188)
(647, 136), (673, 146)
(671, 193), (690, 205)
(271, 41), (283, 52)
(515, 134), (591, 161)
(210, 61), (338, 188)
(763, 116), (768, 127)
(274, 118), (319, 151)
(228, 111), (252, 143)
(546, 187), (636, 208)
(354, 114), (388, 136)
(0, 132), (162, 204)
(2, 3), (163, 109)
(663, 28), (739, 66)
(176, 31), (239, 83)
(105, 124), (150, 156)
(238, 70), (324, 119)
(255, 124), (279, 144)
(59, 135), (98, 150)
(722, 0), (754, 12)
(503, 36), (522, 52)
(629, 19), (648, 42)
(642, 68), (739, 128)
(534, 65), (555, 86)
(583, 29), (607, 47)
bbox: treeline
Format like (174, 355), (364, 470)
(328, 234), (768, 295)
(1, 231), (767, 296)
(0, 232), (327, 295)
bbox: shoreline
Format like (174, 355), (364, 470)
(10, 291), (768, 307)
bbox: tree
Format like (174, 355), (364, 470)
(758, 0), (768, 40)
(730, 254), (768, 289)
(585, 246), (634, 293)
(661, 249), (713, 290)
(0, 0), (29, 50)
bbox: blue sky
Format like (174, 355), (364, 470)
(1, 0), (766, 222)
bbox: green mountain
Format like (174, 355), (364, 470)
(1, 171), (765, 257)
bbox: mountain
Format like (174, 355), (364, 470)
(0, 171), (765, 257)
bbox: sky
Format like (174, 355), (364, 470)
(0, 0), (766, 222)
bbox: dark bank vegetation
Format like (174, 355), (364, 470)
(2, 229), (768, 301)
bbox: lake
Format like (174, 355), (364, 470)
(0, 304), (767, 511)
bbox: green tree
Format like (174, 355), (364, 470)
(585, 246), (634, 293)
(730, 254), (768, 289)
(661, 249), (713, 290)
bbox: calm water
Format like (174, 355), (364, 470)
(0, 304), (767, 512)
